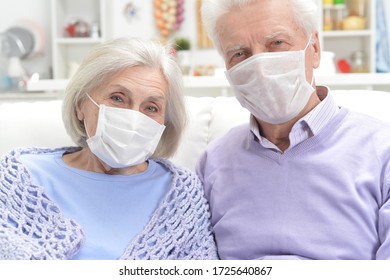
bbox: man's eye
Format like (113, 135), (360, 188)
(229, 51), (248, 66)
(268, 40), (290, 52)
(233, 51), (244, 58)
(274, 40), (284, 46)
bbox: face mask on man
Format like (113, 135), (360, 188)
(225, 35), (315, 124)
(84, 93), (166, 168)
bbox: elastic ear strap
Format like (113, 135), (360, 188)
(84, 120), (91, 139)
(304, 33), (313, 51)
(86, 93), (100, 108)
(84, 93), (99, 139)
(310, 74), (315, 86)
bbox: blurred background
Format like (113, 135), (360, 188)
(0, 0), (389, 96)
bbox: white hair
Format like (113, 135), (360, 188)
(62, 37), (186, 159)
(201, 0), (319, 52)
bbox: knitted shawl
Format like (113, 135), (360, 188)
(0, 147), (218, 260)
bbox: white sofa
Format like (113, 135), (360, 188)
(1, 90), (390, 171)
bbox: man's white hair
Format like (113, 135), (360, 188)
(201, 0), (319, 53)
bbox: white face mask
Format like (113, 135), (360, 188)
(84, 94), (166, 168)
(225, 36), (315, 124)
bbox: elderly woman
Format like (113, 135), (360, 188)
(0, 37), (218, 260)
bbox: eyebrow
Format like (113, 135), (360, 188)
(224, 44), (247, 59)
(226, 44), (246, 53)
(264, 31), (294, 42)
(109, 84), (163, 95)
(110, 84), (167, 101)
(146, 95), (166, 103)
(264, 31), (283, 40)
(224, 31), (291, 54)
(108, 84), (132, 94)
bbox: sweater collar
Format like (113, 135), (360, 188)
(250, 86), (341, 152)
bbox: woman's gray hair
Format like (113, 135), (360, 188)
(62, 37), (187, 159)
(201, 0), (319, 52)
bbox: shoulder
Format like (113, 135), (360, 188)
(344, 110), (390, 134)
(337, 111), (390, 160)
(1, 147), (80, 178)
(156, 159), (201, 183)
(195, 123), (250, 182)
(156, 159), (206, 196)
(201, 123), (250, 161)
(2, 146), (79, 160)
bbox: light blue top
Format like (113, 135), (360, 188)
(197, 88), (390, 259)
(20, 151), (170, 260)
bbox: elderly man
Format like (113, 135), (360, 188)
(196, 0), (390, 259)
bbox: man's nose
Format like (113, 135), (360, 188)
(251, 45), (267, 55)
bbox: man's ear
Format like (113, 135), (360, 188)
(312, 31), (321, 69)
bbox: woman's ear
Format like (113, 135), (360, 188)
(312, 31), (321, 69)
(76, 99), (85, 121)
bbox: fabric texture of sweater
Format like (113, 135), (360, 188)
(0, 147), (218, 260)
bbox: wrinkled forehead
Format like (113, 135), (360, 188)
(215, 1), (304, 50)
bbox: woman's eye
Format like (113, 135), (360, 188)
(146, 105), (158, 112)
(110, 95), (124, 103)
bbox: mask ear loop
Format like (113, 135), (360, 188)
(84, 93), (100, 139)
(304, 34), (316, 87)
(84, 120), (91, 138)
(303, 33), (313, 51)
(86, 93), (100, 108)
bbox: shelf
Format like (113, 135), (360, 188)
(22, 74), (390, 93)
(0, 91), (63, 102)
(183, 76), (229, 88)
(51, 0), (107, 79)
(316, 73), (390, 87)
(185, 74), (390, 88)
(318, 0), (376, 73)
(55, 37), (104, 44)
(26, 79), (68, 92)
(1, 74), (388, 102)
(322, 30), (372, 37)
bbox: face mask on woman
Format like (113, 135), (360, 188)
(84, 93), (166, 168)
(225, 36), (315, 124)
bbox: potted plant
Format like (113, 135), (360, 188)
(173, 37), (191, 75)
(173, 37), (191, 51)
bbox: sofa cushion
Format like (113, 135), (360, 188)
(0, 100), (74, 155)
(209, 96), (249, 142)
(1, 90), (390, 171)
(332, 90), (390, 122)
(171, 96), (214, 170)
(0, 97), (247, 171)
(172, 96), (249, 170)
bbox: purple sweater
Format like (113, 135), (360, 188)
(197, 107), (390, 259)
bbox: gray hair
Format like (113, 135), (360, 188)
(62, 37), (187, 159)
(201, 0), (319, 52)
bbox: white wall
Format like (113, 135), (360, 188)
(107, 0), (224, 68)
(0, 0), (224, 79)
(0, 0), (389, 80)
